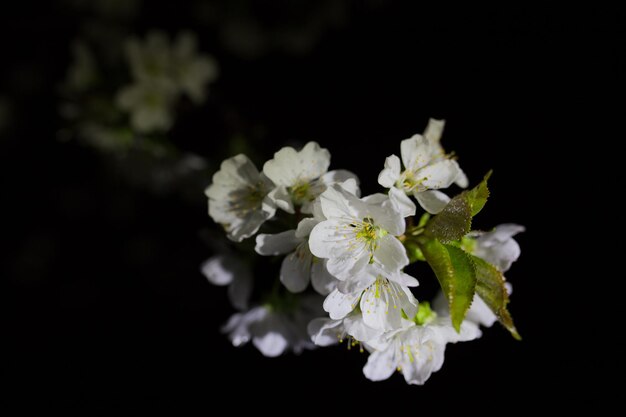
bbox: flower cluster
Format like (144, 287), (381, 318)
(117, 31), (218, 133)
(203, 119), (524, 385)
(60, 30), (218, 153)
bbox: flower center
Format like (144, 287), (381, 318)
(289, 182), (312, 204)
(353, 217), (387, 251)
(229, 182), (267, 215)
(398, 170), (423, 192)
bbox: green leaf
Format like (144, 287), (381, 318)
(466, 170), (491, 216)
(424, 171), (492, 242)
(418, 238), (477, 332)
(469, 254), (521, 340)
(425, 197), (472, 242)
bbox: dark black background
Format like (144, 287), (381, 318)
(2, 1), (621, 413)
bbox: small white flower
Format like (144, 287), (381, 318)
(222, 295), (322, 357)
(171, 32), (219, 104)
(363, 302), (481, 385)
(466, 223), (525, 272)
(255, 217), (338, 294)
(116, 80), (177, 133)
(378, 118), (465, 214)
(309, 185), (408, 281)
(323, 265), (418, 333)
(201, 254), (252, 310)
(263, 141), (359, 214)
(205, 154), (276, 242)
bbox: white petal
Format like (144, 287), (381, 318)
(295, 218), (319, 239)
(485, 224), (526, 242)
(325, 252), (370, 281)
(255, 230), (300, 255)
(262, 141), (330, 186)
(417, 159), (461, 190)
(280, 246), (312, 293)
(200, 256), (234, 286)
(253, 332), (289, 357)
(337, 178), (361, 197)
(336, 270), (376, 294)
(372, 203), (405, 236)
(455, 169), (469, 188)
(414, 190), (451, 214)
(401, 134), (433, 171)
(250, 314), (290, 357)
(307, 318), (343, 346)
(310, 260), (338, 295)
(388, 187), (416, 217)
(317, 185), (359, 220)
(363, 348), (397, 382)
(297, 141), (332, 181)
(221, 154), (262, 185)
(465, 294), (497, 327)
(373, 234), (409, 273)
(390, 271), (419, 287)
(227, 210), (271, 242)
(266, 186), (294, 213)
(319, 169), (359, 188)
(424, 118), (445, 145)
(362, 193), (388, 205)
(323, 289), (361, 320)
(343, 314), (383, 343)
(378, 155), (401, 188)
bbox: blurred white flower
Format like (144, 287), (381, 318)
(263, 141), (358, 214)
(171, 32), (219, 103)
(363, 302), (481, 385)
(117, 30), (218, 133)
(222, 294), (323, 357)
(309, 185), (407, 281)
(201, 254), (252, 310)
(205, 154), (276, 242)
(116, 80), (177, 133)
(466, 224), (525, 272)
(378, 119), (465, 214)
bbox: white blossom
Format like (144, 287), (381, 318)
(116, 80), (177, 133)
(309, 185), (408, 281)
(466, 224), (525, 272)
(205, 154), (276, 242)
(378, 118), (465, 214)
(322, 265), (418, 333)
(222, 294), (323, 357)
(363, 302), (481, 385)
(263, 141), (358, 214)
